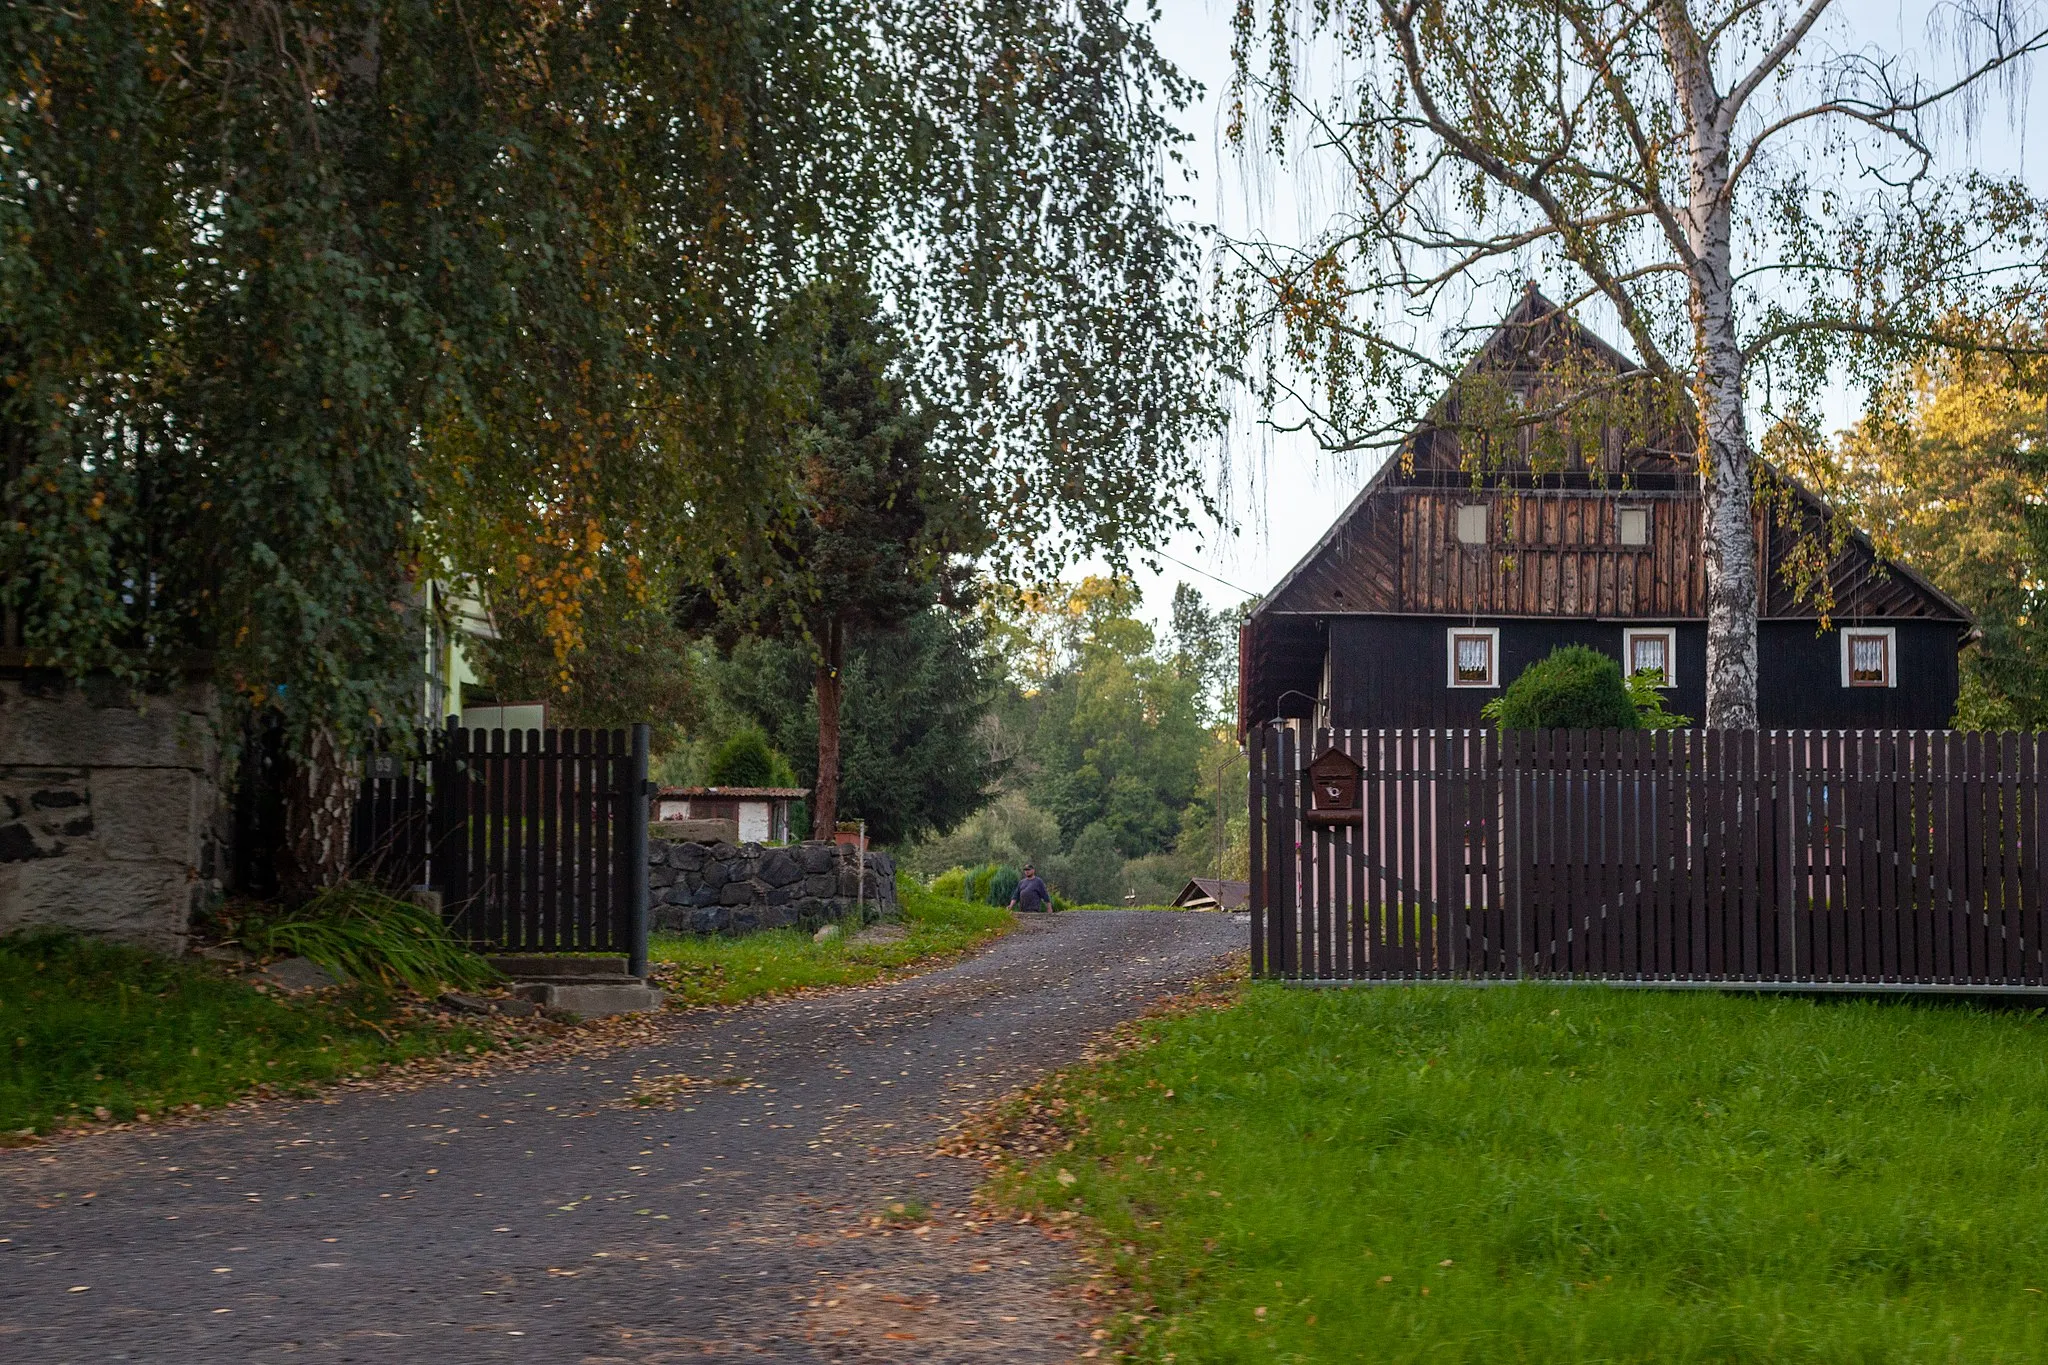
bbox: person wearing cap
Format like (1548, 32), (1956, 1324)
(1011, 865), (1051, 914)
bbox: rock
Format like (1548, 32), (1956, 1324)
(193, 942), (252, 965)
(648, 865), (676, 889)
(670, 843), (707, 872)
(438, 991), (493, 1015)
(796, 841), (837, 875)
(259, 956), (339, 992)
(813, 923), (841, 943)
(759, 849), (801, 888)
(492, 997), (542, 1019)
(698, 860), (730, 890)
(718, 880), (755, 907)
(764, 883), (797, 907)
(803, 873), (837, 898)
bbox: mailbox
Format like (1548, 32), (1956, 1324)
(1306, 746), (1362, 824)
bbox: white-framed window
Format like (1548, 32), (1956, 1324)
(1617, 505), (1650, 547)
(1455, 503), (1489, 545)
(1622, 627), (1677, 688)
(1841, 626), (1897, 688)
(1447, 627), (1500, 688)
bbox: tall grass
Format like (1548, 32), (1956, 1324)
(928, 862), (1020, 906)
(231, 883), (498, 995)
(1007, 984), (2048, 1362)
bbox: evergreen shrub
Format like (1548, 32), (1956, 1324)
(706, 728), (799, 788)
(1483, 645), (1640, 730)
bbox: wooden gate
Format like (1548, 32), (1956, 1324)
(352, 722), (651, 967)
(1250, 726), (2048, 989)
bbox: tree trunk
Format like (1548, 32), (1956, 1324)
(1667, 12), (1761, 728)
(812, 614), (845, 838)
(280, 726), (358, 902)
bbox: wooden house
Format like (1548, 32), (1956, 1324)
(1239, 290), (1972, 732)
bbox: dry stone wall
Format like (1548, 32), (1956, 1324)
(647, 837), (897, 935)
(0, 672), (222, 952)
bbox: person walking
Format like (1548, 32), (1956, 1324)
(1010, 865), (1052, 914)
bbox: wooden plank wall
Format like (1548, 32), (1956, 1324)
(1248, 726), (2048, 987)
(1398, 490), (1707, 618)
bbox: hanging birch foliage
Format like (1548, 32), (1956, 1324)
(1226, 0), (2048, 725)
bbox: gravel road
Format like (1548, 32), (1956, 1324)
(0, 910), (1245, 1363)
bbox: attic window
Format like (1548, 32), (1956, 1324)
(1842, 627), (1896, 688)
(1456, 504), (1488, 545)
(1624, 628), (1676, 688)
(1447, 628), (1500, 688)
(1617, 506), (1650, 547)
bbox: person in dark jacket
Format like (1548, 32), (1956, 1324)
(1011, 866), (1051, 913)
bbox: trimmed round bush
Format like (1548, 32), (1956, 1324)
(706, 728), (795, 787)
(1485, 645), (1641, 730)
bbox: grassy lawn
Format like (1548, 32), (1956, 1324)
(1, 932), (494, 1139)
(649, 877), (1012, 1007)
(1001, 983), (2048, 1363)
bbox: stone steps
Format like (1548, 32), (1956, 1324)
(485, 956), (663, 1018)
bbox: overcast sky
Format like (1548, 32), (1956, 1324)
(1105, 0), (2048, 633)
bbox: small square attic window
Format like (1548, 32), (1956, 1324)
(1843, 627), (1896, 688)
(1447, 628), (1499, 687)
(1456, 504), (1488, 545)
(1617, 506), (1650, 547)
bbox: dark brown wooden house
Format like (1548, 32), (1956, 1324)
(1239, 290), (1972, 732)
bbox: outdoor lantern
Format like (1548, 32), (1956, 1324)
(1306, 746), (1363, 824)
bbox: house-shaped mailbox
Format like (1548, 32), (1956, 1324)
(1306, 746), (1362, 824)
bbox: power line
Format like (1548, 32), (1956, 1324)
(1146, 548), (1261, 600)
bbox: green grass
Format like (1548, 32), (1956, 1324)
(1003, 983), (2048, 1363)
(1, 932), (495, 1137)
(650, 878), (1012, 1006)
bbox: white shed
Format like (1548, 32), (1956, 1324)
(652, 786), (808, 844)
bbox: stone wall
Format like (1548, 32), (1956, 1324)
(0, 672), (222, 953)
(648, 838), (897, 935)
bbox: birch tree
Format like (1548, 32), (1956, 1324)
(1228, 0), (2048, 725)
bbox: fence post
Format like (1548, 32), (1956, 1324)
(628, 723), (651, 980)
(1249, 724), (1266, 979)
(430, 718), (467, 926)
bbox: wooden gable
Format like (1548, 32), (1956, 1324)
(1255, 291), (1969, 626)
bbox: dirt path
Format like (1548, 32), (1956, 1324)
(0, 910), (1244, 1363)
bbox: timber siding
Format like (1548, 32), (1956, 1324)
(1325, 618), (1960, 731)
(1272, 482), (1962, 624)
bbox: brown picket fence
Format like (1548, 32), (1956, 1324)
(352, 722), (651, 968)
(1249, 725), (2048, 990)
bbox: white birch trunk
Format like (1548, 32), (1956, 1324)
(1665, 7), (1761, 729)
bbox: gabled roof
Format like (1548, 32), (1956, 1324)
(1404, 284), (1694, 479)
(1251, 290), (1969, 627)
(1172, 878), (1250, 910)
(657, 786), (810, 800)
